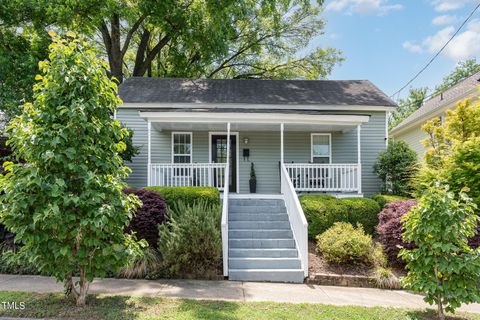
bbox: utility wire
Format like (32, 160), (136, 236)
(389, 1), (480, 99)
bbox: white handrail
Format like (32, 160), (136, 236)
(221, 123), (231, 277)
(284, 163), (360, 192)
(280, 163), (308, 278)
(150, 163), (227, 189)
(221, 161), (229, 277)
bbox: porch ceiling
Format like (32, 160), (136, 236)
(141, 111), (370, 133)
(151, 122), (359, 132)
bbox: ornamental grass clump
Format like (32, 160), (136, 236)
(0, 33), (143, 306)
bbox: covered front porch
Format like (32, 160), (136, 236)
(140, 111), (368, 195)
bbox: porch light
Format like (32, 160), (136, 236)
(243, 137), (249, 145)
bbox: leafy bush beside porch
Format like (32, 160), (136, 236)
(146, 186), (220, 208)
(299, 195), (380, 238)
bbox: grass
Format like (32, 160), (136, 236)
(0, 291), (478, 320)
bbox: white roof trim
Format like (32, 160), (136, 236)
(139, 111), (370, 126)
(390, 90), (479, 135)
(123, 102), (396, 112)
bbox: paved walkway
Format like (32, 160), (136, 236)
(1, 274), (480, 314)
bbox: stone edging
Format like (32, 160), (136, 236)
(306, 273), (379, 289)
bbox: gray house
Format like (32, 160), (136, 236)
(117, 78), (396, 283)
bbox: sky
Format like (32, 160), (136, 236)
(314, 0), (480, 101)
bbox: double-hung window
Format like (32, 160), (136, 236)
(311, 134), (331, 164)
(172, 133), (192, 164)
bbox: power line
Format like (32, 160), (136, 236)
(389, 1), (480, 99)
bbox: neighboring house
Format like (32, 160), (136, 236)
(390, 72), (480, 160)
(117, 78), (396, 283)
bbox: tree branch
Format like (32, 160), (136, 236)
(121, 15), (146, 58)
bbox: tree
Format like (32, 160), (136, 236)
(434, 59), (480, 96)
(389, 87), (427, 130)
(373, 140), (418, 196)
(419, 98), (480, 205)
(399, 185), (480, 319)
(0, 33), (142, 306)
(0, 28), (49, 121)
(1, 0), (342, 82)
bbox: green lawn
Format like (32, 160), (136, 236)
(0, 291), (478, 320)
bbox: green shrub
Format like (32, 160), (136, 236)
(300, 195), (348, 239)
(300, 195), (381, 238)
(316, 222), (373, 265)
(146, 186), (220, 208)
(371, 194), (408, 208)
(342, 198), (381, 235)
(373, 140), (418, 196)
(158, 200), (222, 277)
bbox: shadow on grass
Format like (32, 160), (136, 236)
(177, 299), (241, 320)
(406, 309), (474, 320)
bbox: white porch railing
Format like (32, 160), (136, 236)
(150, 163), (227, 189)
(284, 163), (361, 193)
(280, 163), (308, 277)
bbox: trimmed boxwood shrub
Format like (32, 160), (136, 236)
(316, 222), (373, 265)
(371, 194), (408, 208)
(146, 186), (220, 208)
(342, 198), (381, 235)
(300, 195), (381, 238)
(124, 188), (167, 247)
(376, 200), (418, 266)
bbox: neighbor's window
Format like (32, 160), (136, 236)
(172, 133), (192, 163)
(311, 134), (331, 164)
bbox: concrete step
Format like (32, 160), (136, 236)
(229, 257), (301, 269)
(229, 206), (286, 214)
(228, 229), (293, 239)
(229, 238), (295, 249)
(229, 213), (289, 222)
(229, 221), (290, 230)
(229, 199), (284, 207)
(229, 248), (298, 258)
(229, 269), (304, 283)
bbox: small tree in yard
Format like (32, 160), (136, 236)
(0, 33), (141, 306)
(399, 185), (480, 319)
(373, 140), (418, 196)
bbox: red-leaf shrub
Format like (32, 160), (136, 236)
(469, 223), (480, 249)
(124, 188), (167, 248)
(376, 200), (418, 266)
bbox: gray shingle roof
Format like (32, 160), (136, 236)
(118, 78), (397, 107)
(391, 71), (480, 133)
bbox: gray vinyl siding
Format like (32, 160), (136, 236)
(117, 108), (387, 196)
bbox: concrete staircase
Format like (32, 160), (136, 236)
(228, 198), (304, 283)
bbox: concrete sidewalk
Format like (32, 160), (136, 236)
(1, 274), (480, 314)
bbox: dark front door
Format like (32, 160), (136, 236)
(211, 135), (237, 192)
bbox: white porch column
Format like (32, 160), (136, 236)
(226, 122), (231, 190)
(147, 120), (151, 187)
(280, 123), (284, 164)
(357, 125), (362, 194)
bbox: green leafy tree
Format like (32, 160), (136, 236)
(373, 140), (418, 196)
(434, 59), (480, 96)
(399, 185), (480, 319)
(389, 87), (428, 130)
(0, 33), (142, 306)
(1, 0), (342, 82)
(419, 98), (480, 205)
(0, 28), (49, 121)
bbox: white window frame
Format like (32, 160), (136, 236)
(171, 132), (193, 164)
(311, 133), (332, 164)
